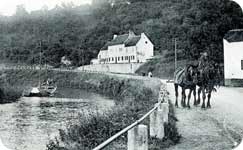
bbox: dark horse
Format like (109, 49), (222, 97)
(174, 65), (198, 108)
(196, 62), (221, 108)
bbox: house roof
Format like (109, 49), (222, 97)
(101, 32), (142, 50)
(125, 36), (141, 47)
(224, 29), (243, 43)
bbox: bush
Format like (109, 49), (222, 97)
(46, 83), (180, 150)
(0, 86), (22, 104)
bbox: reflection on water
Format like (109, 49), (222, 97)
(0, 88), (114, 150)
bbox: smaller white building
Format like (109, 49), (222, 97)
(224, 29), (243, 86)
(90, 58), (99, 65)
(97, 30), (154, 64)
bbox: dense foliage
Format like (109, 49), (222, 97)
(0, 75), (22, 103)
(0, 0), (242, 66)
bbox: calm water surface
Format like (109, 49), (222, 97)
(0, 88), (115, 150)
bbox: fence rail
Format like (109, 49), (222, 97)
(93, 82), (169, 150)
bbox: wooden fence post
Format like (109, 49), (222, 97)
(159, 102), (169, 123)
(149, 110), (157, 137)
(128, 124), (148, 150)
(156, 110), (165, 139)
(158, 102), (169, 122)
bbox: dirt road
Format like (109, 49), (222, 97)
(164, 81), (243, 150)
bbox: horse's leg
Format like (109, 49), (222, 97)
(193, 87), (197, 106)
(201, 87), (206, 109)
(187, 89), (192, 109)
(181, 88), (184, 107)
(182, 88), (186, 107)
(174, 84), (179, 107)
(207, 90), (212, 108)
(197, 87), (202, 105)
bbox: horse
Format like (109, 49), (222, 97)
(174, 65), (198, 108)
(196, 62), (221, 108)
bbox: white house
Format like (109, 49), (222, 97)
(224, 29), (243, 86)
(97, 30), (154, 64)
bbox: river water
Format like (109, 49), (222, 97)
(0, 88), (115, 150)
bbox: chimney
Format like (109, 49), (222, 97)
(113, 34), (117, 39)
(128, 30), (135, 39)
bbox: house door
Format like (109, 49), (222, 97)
(115, 57), (117, 64)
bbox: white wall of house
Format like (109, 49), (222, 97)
(107, 44), (137, 64)
(98, 50), (108, 64)
(98, 50), (107, 59)
(96, 32), (154, 64)
(108, 44), (124, 63)
(136, 33), (154, 62)
(124, 46), (137, 63)
(224, 39), (243, 79)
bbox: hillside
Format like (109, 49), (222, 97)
(0, 0), (242, 67)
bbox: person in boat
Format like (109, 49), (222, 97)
(46, 78), (50, 85)
(41, 78), (52, 86)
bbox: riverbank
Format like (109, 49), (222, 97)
(2, 69), (160, 100)
(1, 69), (180, 149)
(0, 86), (22, 104)
(0, 73), (22, 103)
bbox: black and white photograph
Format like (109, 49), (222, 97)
(0, 0), (243, 149)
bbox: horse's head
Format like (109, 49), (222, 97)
(211, 63), (221, 87)
(187, 65), (198, 84)
(201, 62), (221, 89)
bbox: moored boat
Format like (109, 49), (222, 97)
(22, 41), (57, 97)
(23, 80), (57, 97)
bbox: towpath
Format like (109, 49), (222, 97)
(164, 80), (243, 150)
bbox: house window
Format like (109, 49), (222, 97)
(118, 57), (120, 61)
(241, 60), (243, 70)
(122, 56), (124, 60)
(112, 57), (114, 61)
(145, 41), (148, 44)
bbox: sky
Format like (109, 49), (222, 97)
(234, 0), (243, 11)
(0, 0), (242, 16)
(0, 0), (92, 16)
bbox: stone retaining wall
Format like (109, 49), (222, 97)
(225, 79), (243, 87)
(77, 63), (144, 74)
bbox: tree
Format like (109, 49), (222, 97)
(15, 4), (29, 17)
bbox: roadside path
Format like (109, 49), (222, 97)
(163, 80), (243, 150)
